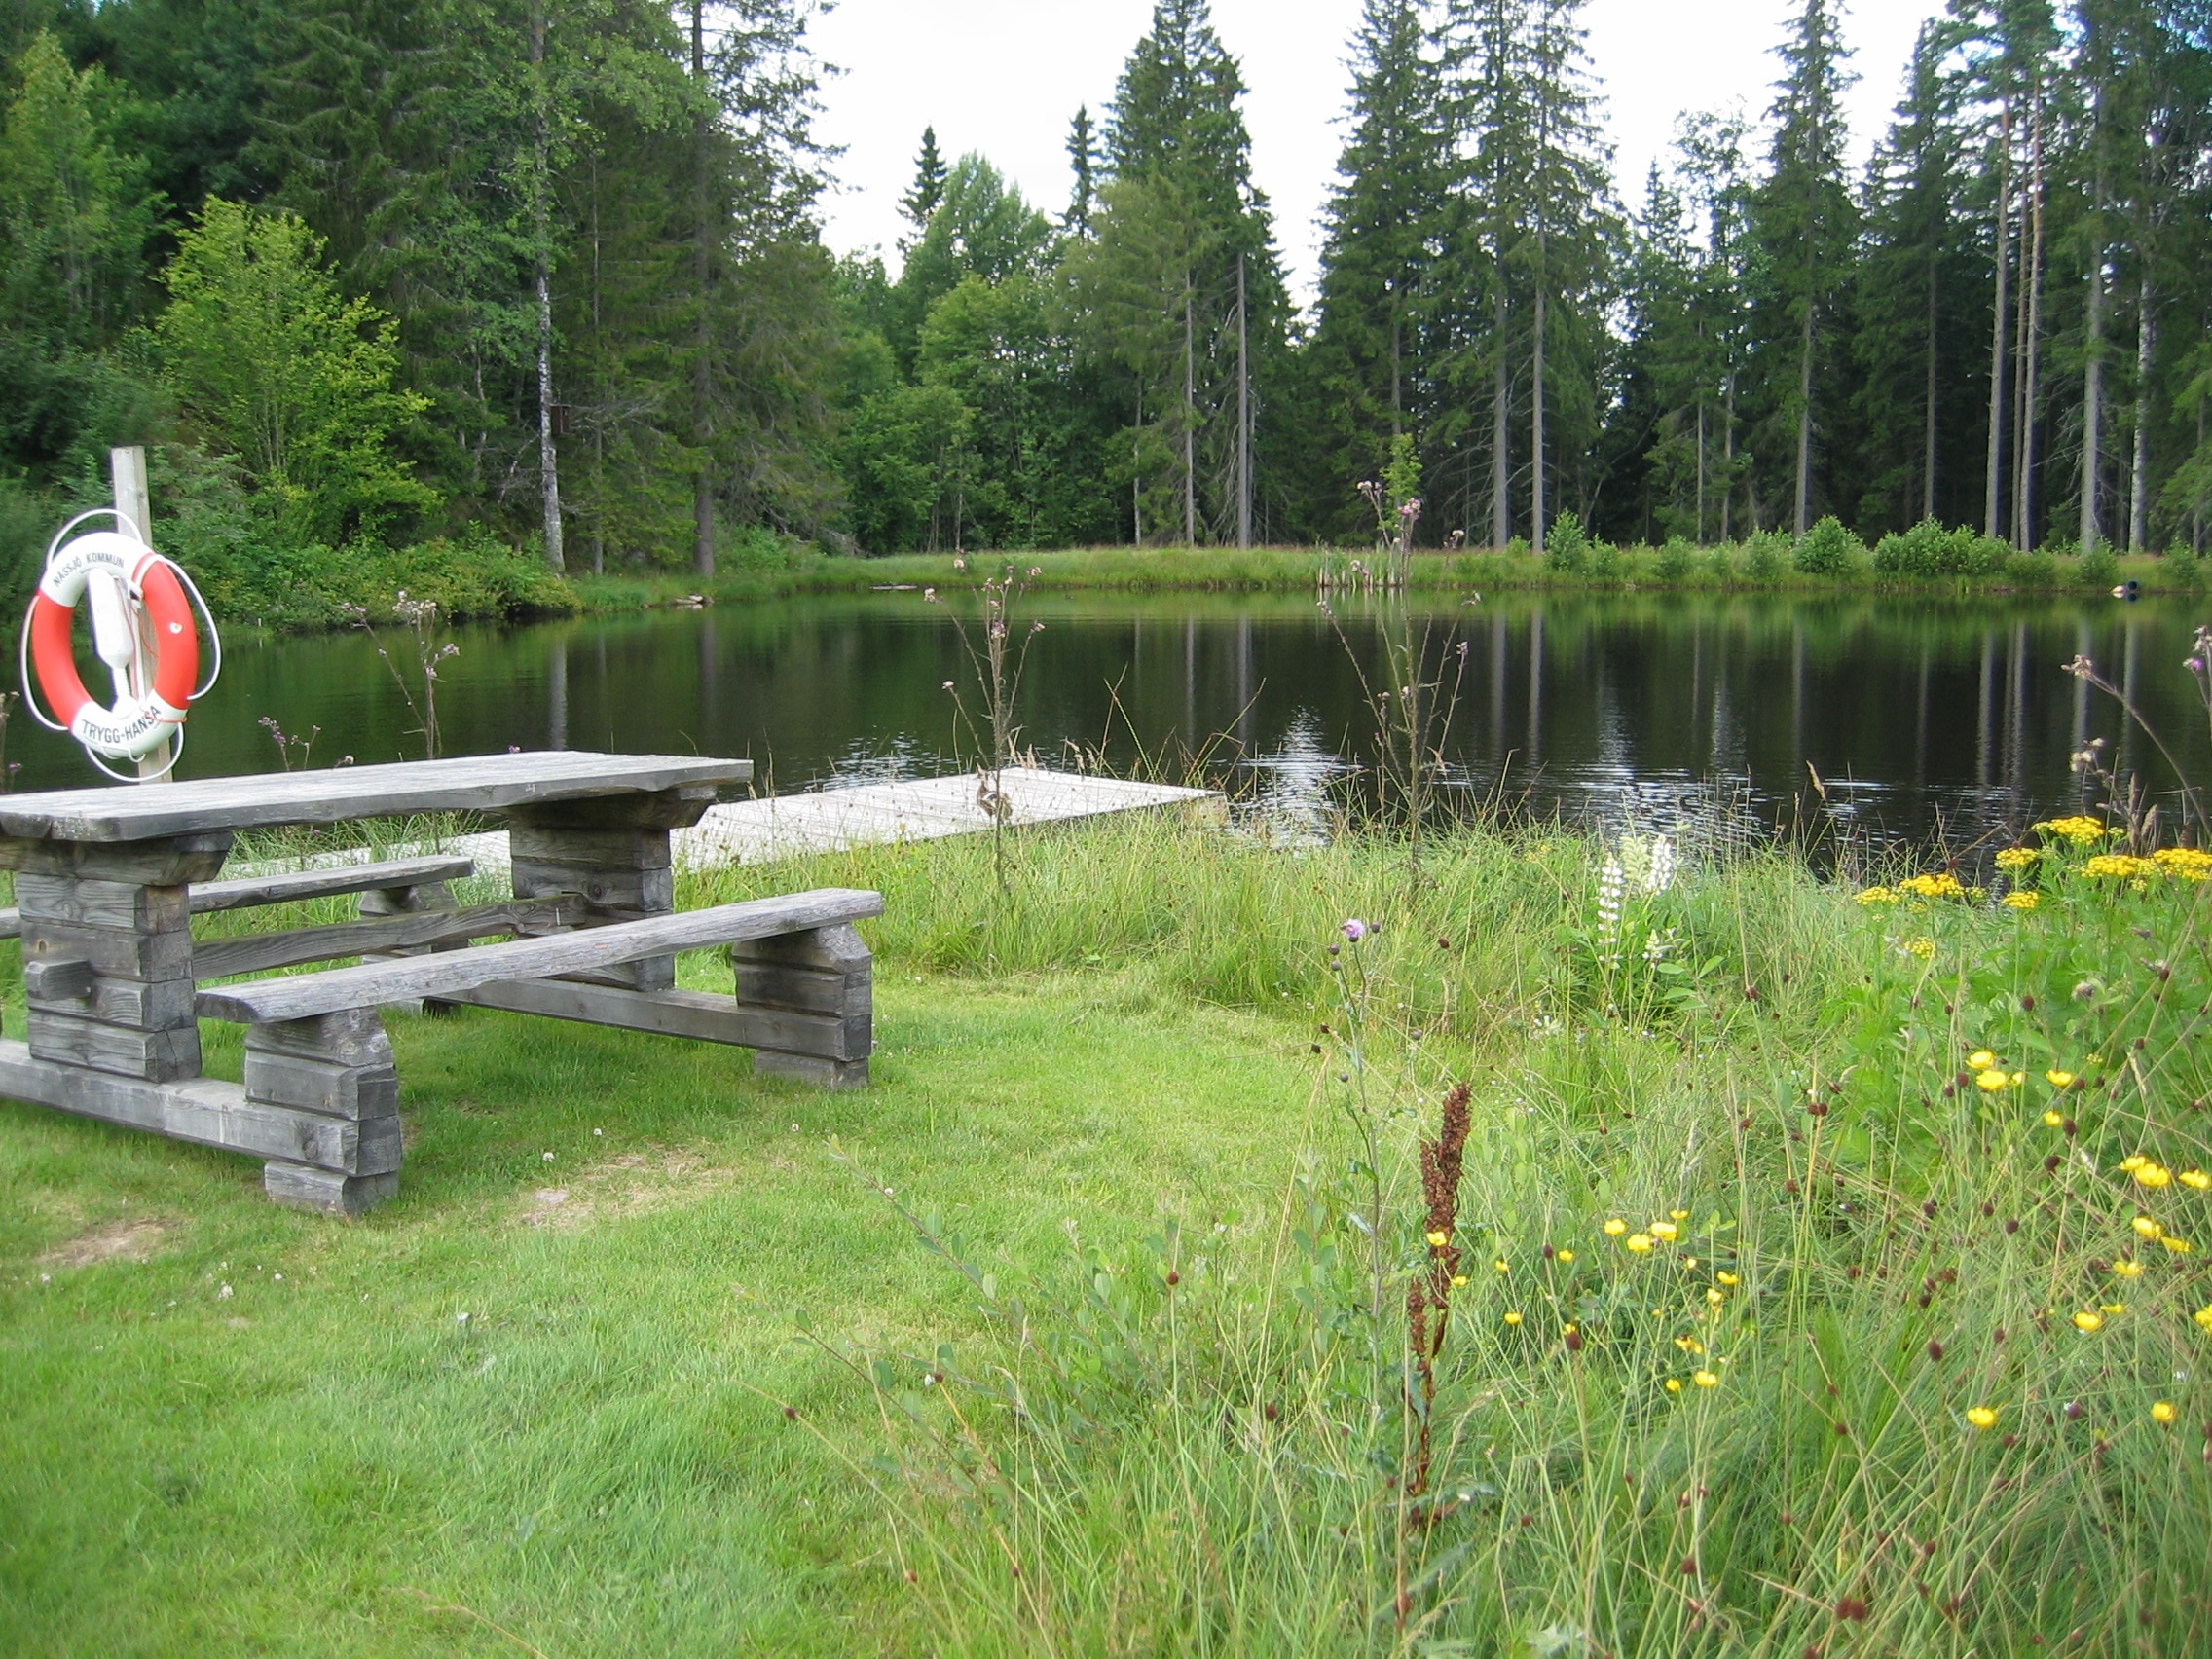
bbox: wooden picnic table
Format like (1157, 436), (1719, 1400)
(0, 752), (881, 1216)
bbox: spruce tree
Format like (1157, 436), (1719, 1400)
(1753, 0), (1859, 535)
(1310, 0), (1451, 524)
(900, 126), (946, 232)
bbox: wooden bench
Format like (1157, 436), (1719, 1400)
(186, 888), (883, 1217)
(0, 853), (476, 939)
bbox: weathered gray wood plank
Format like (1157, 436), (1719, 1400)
(24, 973), (197, 1028)
(26, 1013), (201, 1080)
(0, 1042), (391, 1171)
(0, 855), (477, 940)
(263, 1163), (398, 1217)
(436, 978), (866, 1059)
(196, 888), (882, 1023)
(191, 897), (580, 981)
(0, 751), (750, 845)
(0, 833), (232, 884)
(14, 874), (190, 932)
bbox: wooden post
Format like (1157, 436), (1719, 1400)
(731, 921), (872, 1088)
(110, 446), (172, 781)
(247, 1008), (403, 1217)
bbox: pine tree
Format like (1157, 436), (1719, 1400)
(1754, 0), (1859, 535)
(900, 126), (946, 232)
(1080, 0), (1287, 544)
(1309, 0), (1451, 534)
(1065, 105), (1095, 235)
(1855, 20), (1981, 533)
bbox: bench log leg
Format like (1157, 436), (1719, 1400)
(732, 922), (871, 1089)
(247, 1008), (402, 1217)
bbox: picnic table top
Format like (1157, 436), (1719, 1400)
(0, 751), (754, 844)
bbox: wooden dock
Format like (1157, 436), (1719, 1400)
(675, 767), (1218, 867)
(255, 766), (1219, 881)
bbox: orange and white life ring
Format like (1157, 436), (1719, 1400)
(19, 511), (218, 777)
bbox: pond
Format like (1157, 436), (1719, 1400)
(10, 587), (2208, 853)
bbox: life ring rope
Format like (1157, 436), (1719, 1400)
(19, 507), (221, 780)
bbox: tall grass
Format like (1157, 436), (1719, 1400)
(739, 811), (2212, 1655)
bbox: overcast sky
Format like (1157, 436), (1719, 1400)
(806, 0), (1943, 303)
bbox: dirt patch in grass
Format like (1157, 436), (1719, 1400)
(515, 1147), (736, 1229)
(37, 1216), (174, 1269)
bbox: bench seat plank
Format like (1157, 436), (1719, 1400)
(195, 888), (883, 1024)
(192, 897), (579, 981)
(436, 979), (867, 1060)
(0, 854), (476, 940)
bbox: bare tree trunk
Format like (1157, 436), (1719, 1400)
(1924, 245), (1938, 522)
(1237, 252), (1251, 550)
(691, 0), (715, 577)
(1530, 239), (1546, 548)
(1721, 373), (1737, 541)
(1491, 282), (1510, 547)
(1182, 277), (1197, 546)
(2016, 96), (2046, 550)
(531, 4), (563, 573)
(1794, 302), (1814, 535)
(2082, 184), (2105, 553)
(1696, 391), (1707, 541)
(1985, 106), (2012, 539)
(2130, 276), (2155, 552)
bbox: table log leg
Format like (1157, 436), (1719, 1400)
(733, 922), (872, 1088)
(507, 785), (716, 993)
(249, 1008), (402, 1217)
(19, 872), (201, 1082)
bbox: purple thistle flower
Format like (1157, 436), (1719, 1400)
(1342, 918), (1369, 942)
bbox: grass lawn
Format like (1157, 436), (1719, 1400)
(0, 959), (1312, 1656)
(3, 814), (2209, 1656)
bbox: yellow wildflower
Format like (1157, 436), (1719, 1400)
(1604, 1218), (1627, 1236)
(2121, 1154), (2148, 1172)
(1494, 1258), (1509, 1273)
(2072, 1310), (2106, 1332)
(1996, 846), (2040, 870)
(2101, 1303), (2128, 1315)
(2044, 1110), (2065, 1127)
(1557, 1249), (1575, 1264)
(2034, 815), (2110, 845)
(1900, 872), (1968, 901)
(1675, 1335), (1705, 1353)
(2046, 1071), (2075, 1088)
(2084, 853), (2161, 880)
(1706, 1286), (1725, 1306)
(2135, 1162), (2174, 1190)
(2011, 1071), (2026, 1087)
(1693, 1370), (1719, 1388)
(2180, 1169), (2210, 1191)
(2162, 1236), (2194, 1255)
(2112, 1259), (2144, 1278)
(1969, 1050), (1998, 1069)
(1670, 1209), (1690, 1222)
(1626, 1234), (1655, 1253)
(1966, 1406), (1999, 1431)
(2194, 1304), (2212, 1335)
(1665, 1377), (1683, 1393)
(2152, 1401), (2177, 1425)
(1716, 1272), (1740, 1287)
(2152, 847), (2212, 881)
(1451, 1274), (1469, 1287)
(1503, 1310), (1522, 1326)
(1650, 1221), (1679, 1242)
(2133, 1216), (2165, 1241)
(1904, 937), (1936, 960)
(2004, 891), (2040, 910)
(1427, 1230), (1450, 1248)
(1976, 1068), (2011, 1092)
(1856, 885), (1901, 906)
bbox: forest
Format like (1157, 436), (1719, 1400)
(2, 0), (2210, 608)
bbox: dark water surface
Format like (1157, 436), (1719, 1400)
(12, 590), (2209, 849)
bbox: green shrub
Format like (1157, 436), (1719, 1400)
(2005, 549), (2056, 588)
(1656, 535), (1694, 580)
(1542, 512), (1588, 574)
(2078, 544), (2120, 590)
(1704, 541), (1737, 581)
(1503, 535), (1531, 559)
(1588, 537), (1621, 580)
(1793, 514), (1862, 576)
(2161, 544), (2204, 592)
(1743, 529), (1788, 580)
